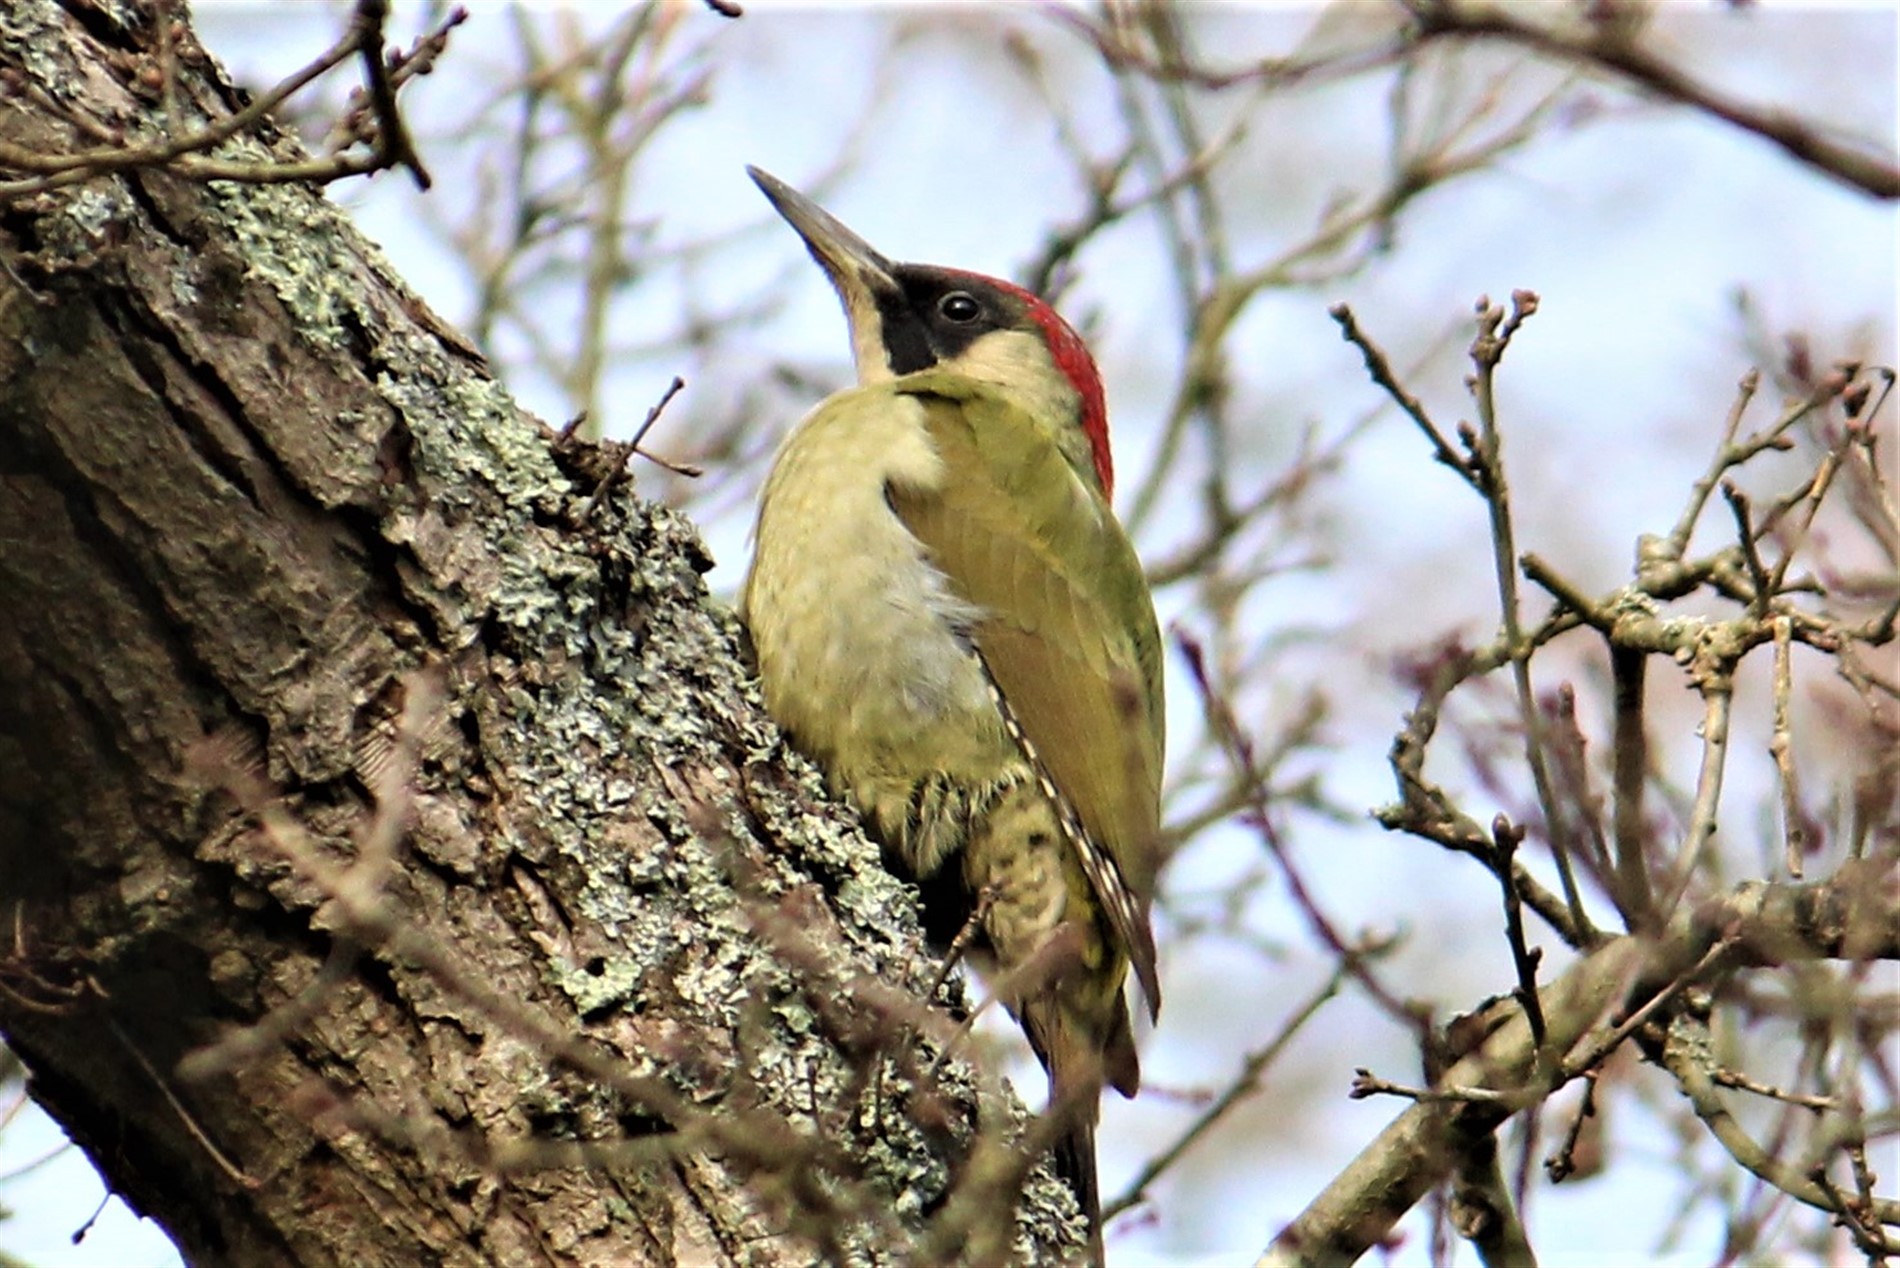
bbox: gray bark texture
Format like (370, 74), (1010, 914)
(0, 3), (1081, 1264)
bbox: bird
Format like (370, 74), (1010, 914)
(740, 166), (1164, 1263)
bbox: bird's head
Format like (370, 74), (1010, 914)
(749, 166), (1113, 499)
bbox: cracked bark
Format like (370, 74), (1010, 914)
(0, 3), (1082, 1265)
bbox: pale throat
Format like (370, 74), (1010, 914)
(845, 288), (896, 385)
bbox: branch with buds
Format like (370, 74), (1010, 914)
(1264, 295), (1900, 1264)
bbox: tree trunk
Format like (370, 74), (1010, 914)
(0, 4), (1078, 1264)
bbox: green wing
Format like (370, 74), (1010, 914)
(885, 371), (1165, 1018)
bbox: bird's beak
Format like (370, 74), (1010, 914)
(749, 166), (900, 382)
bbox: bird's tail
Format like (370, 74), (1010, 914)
(1026, 992), (1137, 1267)
(1049, 1097), (1104, 1267)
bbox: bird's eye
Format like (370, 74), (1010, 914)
(938, 292), (981, 323)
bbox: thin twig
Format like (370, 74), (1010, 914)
(1329, 303), (1475, 486)
(1542, 1069), (1598, 1182)
(1409, 0), (1900, 199)
(1608, 644), (1655, 928)
(1103, 964), (1346, 1221)
(1490, 815), (1547, 1046)
(353, 0), (431, 188)
(1467, 291), (1589, 936)
(1659, 686), (1735, 920)
(1768, 618), (1807, 878)
(1661, 1011), (1900, 1244)
(1710, 1064), (1837, 1112)
(630, 375), (700, 477)
(1720, 481), (1773, 611)
(107, 1014), (258, 1189)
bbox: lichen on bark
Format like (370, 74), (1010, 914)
(0, 2), (1082, 1263)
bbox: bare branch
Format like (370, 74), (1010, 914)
(0, 0), (459, 199)
(1407, 1), (1900, 199)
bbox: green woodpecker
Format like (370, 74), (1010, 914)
(741, 167), (1163, 1257)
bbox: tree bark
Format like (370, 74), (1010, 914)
(0, 4), (1079, 1264)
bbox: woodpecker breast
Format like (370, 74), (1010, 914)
(742, 380), (1020, 877)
